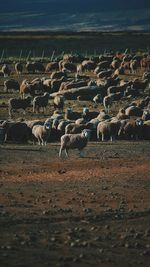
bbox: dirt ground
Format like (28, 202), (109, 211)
(0, 141), (150, 267)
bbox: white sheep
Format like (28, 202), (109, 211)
(32, 120), (52, 145)
(59, 129), (91, 158)
(103, 94), (114, 113)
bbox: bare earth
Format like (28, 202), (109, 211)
(0, 141), (150, 267)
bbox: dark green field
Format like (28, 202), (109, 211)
(0, 31), (150, 61)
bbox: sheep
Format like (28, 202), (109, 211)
(51, 77), (66, 92)
(60, 61), (77, 72)
(20, 79), (44, 98)
(142, 72), (150, 82)
(125, 105), (143, 117)
(96, 110), (110, 121)
(114, 66), (125, 75)
(81, 60), (96, 72)
(4, 79), (20, 93)
(82, 107), (99, 121)
(120, 119), (144, 140)
(65, 123), (87, 134)
(59, 80), (87, 91)
(1, 64), (11, 77)
(65, 108), (82, 120)
(33, 62), (45, 73)
(8, 96), (31, 117)
(45, 62), (59, 72)
(55, 119), (73, 137)
(142, 110), (150, 121)
(50, 71), (66, 80)
(25, 62), (35, 73)
(53, 95), (65, 112)
(132, 79), (148, 92)
(59, 129), (91, 158)
(15, 62), (23, 75)
(116, 108), (130, 120)
(97, 70), (113, 79)
(97, 120), (121, 142)
(32, 120), (52, 145)
(111, 59), (120, 69)
(130, 59), (138, 74)
(93, 94), (103, 104)
(142, 120), (150, 140)
(107, 84), (126, 95)
(103, 94), (114, 113)
(2, 121), (32, 143)
(33, 92), (49, 113)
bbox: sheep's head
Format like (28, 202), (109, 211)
(83, 107), (89, 115)
(81, 129), (91, 140)
(136, 118), (144, 126)
(52, 118), (59, 129)
(44, 92), (50, 99)
(44, 121), (52, 130)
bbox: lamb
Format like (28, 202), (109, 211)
(33, 92), (49, 113)
(32, 120), (52, 145)
(8, 96), (31, 117)
(59, 129), (91, 158)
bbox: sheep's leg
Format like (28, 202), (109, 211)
(9, 108), (12, 117)
(38, 138), (42, 145)
(65, 149), (68, 157)
(79, 150), (85, 158)
(110, 135), (115, 142)
(44, 140), (47, 146)
(59, 147), (63, 158)
(102, 133), (105, 142)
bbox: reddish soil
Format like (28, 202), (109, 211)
(0, 141), (150, 267)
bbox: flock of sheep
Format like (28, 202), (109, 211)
(0, 51), (150, 157)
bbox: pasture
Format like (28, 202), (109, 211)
(0, 32), (150, 267)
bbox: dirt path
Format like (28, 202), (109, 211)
(0, 141), (150, 267)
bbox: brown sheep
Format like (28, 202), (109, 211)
(97, 120), (121, 142)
